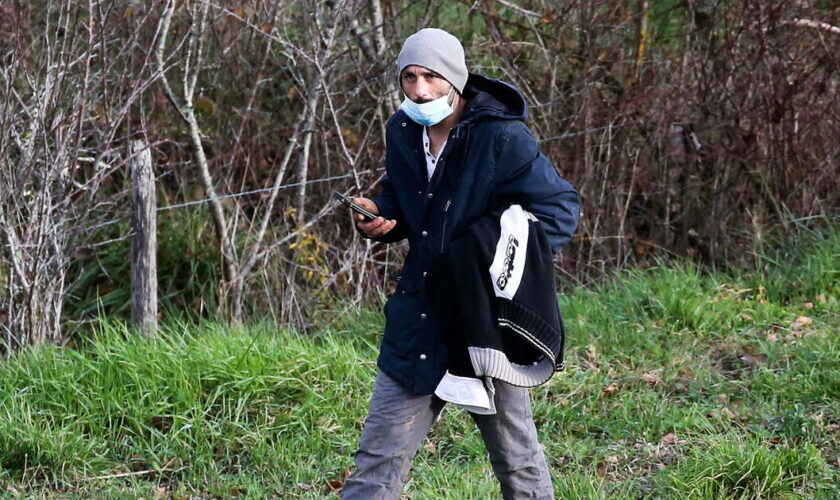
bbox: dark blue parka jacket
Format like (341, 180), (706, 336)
(370, 73), (579, 394)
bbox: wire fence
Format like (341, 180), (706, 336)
(84, 167), (386, 234)
(82, 122), (616, 245)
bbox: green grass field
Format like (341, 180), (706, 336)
(1, 225), (838, 499)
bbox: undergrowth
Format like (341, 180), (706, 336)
(0, 225), (837, 498)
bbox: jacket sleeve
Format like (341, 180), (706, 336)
(355, 173), (409, 244)
(491, 122), (580, 254)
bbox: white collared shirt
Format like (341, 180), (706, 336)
(422, 126), (447, 181)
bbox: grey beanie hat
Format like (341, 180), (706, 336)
(397, 28), (468, 94)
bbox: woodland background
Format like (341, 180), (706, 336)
(1, 0), (838, 351)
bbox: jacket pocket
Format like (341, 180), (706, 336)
(440, 199), (452, 254)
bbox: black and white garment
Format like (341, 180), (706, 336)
(430, 205), (565, 414)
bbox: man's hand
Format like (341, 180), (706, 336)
(352, 197), (397, 238)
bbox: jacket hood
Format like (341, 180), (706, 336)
(460, 73), (528, 124)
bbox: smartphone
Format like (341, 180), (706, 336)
(333, 191), (378, 221)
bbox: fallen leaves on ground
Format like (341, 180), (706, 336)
(602, 383), (620, 397)
(709, 407), (738, 420)
(659, 433), (688, 445)
(153, 485), (168, 500)
(740, 352), (768, 368)
(325, 467), (351, 494)
(641, 371), (662, 386)
(582, 344), (601, 373)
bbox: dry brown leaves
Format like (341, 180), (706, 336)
(582, 344), (601, 373)
(602, 383), (620, 397)
(641, 370), (662, 386)
(324, 467), (351, 495)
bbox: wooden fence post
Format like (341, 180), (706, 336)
(130, 139), (157, 335)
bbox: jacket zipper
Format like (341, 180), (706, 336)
(440, 200), (452, 254)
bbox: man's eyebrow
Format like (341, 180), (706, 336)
(401, 69), (442, 78)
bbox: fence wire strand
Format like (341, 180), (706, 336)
(84, 167), (386, 233)
(82, 122), (615, 240)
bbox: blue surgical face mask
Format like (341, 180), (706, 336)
(400, 86), (456, 126)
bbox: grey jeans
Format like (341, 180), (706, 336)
(341, 370), (554, 499)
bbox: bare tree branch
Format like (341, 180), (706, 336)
(785, 18), (840, 35)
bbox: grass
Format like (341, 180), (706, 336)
(0, 224), (838, 498)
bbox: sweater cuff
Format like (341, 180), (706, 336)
(495, 300), (562, 362)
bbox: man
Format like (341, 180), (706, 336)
(340, 28), (579, 500)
